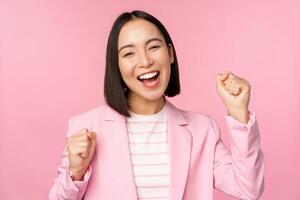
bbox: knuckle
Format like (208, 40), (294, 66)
(81, 128), (88, 133)
(66, 140), (73, 147)
(245, 84), (250, 90)
(67, 146), (75, 154)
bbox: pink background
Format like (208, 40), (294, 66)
(1, 0), (299, 199)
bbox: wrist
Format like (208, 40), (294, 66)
(227, 108), (250, 124)
(69, 167), (87, 181)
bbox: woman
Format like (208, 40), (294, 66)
(49, 10), (264, 200)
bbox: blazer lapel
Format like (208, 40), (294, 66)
(101, 106), (137, 200)
(165, 100), (192, 200)
(100, 100), (192, 200)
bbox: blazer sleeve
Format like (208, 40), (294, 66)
(48, 117), (93, 200)
(212, 112), (265, 200)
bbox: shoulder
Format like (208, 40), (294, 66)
(66, 104), (109, 137)
(70, 104), (107, 122)
(179, 107), (216, 126)
(166, 100), (217, 127)
(176, 107), (220, 139)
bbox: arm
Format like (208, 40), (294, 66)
(212, 112), (265, 200)
(48, 117), (92, 200)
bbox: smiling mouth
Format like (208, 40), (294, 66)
(137, 71), (160, 82)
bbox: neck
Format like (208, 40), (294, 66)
(128, 94), (166, 115)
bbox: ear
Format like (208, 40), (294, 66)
(168, 43), (174, 64)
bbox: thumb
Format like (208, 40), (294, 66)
(220, 71), (230, 80)
(216, 72), (228, 86)
(87, 131), (97, 141)
(216, 74), (224, 86)
(217, 71), (229, 81)
(87, 132), (97, 159)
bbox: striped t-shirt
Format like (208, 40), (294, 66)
(126, 105), (170, 200)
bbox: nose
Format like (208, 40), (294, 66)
(137, 50), (154, 68)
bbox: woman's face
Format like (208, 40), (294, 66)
(118, 19), (174, 103)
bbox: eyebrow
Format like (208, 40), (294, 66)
(118, 37), (163, 53)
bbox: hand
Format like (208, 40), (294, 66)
(216, 71), (251, 124)
(66, 128), (97, 181)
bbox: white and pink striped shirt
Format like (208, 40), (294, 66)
(126, 105), (170, 200)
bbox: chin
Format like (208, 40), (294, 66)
(141, 90), (165, 101)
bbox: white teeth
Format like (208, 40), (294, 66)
(138, 71), (158, 80)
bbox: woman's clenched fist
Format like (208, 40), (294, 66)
(66, 128), (97, 181)
(216, 71), (251, 124)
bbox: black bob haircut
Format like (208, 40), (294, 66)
(104, 10), (180, 117)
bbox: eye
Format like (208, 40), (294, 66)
(149, 45), (160, 50)
(123, 52), (134, 58)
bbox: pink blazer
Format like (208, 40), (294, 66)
(49, 100), (264, 200)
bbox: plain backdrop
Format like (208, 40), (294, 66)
(1, 0), (300, 199)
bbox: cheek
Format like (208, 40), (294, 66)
(119, 61), (133, 79)
(159, 52), (171, 74)
(164, 66), (171, 82)
(157, 49), (172, 64)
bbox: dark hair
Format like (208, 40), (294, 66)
(104, 10), (180, 117)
